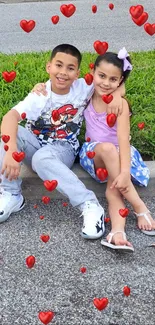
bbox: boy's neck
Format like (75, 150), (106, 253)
(51, 85), (70, 95)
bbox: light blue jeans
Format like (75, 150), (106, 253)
(0, 125), (98, 208)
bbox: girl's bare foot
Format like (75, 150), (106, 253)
(134, 204), (155, 231)
(106, 230), (133, 247)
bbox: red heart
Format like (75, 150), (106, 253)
(38, 311), (55, 324)
(86, 151), (96, 159)
(86, 137), (91, 142)
(62, 202), (68, 207)
(119, 208), (129, 218)
(84, 73), (93, 85)
(40, 234), (50, 243)
(20, 20), (36, 33)
(132, 12), (148, 26)
(60, 4), (76, 18)
(89, 63), (94, 69)
(92, 5), (97, 13)
(12, 151), (25, 162)
(144, 23), (155, 36)
(80, 266), (87, 273)
(106, 113), (117, 127)
(21, 112), (26, 120)
(42, 196), (51, 204)
(96, 168), (108, 181)
(4, 145), (9, 151)
(105, 217), (110, 223)
(123, 286), (131, 297)
(34, 204), (38, 209)
(26, 255), (35, 268)
(93, 41), (108, 55)
(109, 3), (114, 10)
(138, 122), (145, 130)
(33, 129), (40, 135)
(93, 297), (109, 310)
(51, 110), (60, 122)
(2, 71), (16, 83)
(102, 94), (113, 104)
(44, 180), (58, 191)
(51, 15), (59, 25)
(129, 5), (144, 19)
(1, 135), (10, 143)
(40, 215), (44, 220)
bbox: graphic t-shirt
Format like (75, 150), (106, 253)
(12, 79), (94, 155)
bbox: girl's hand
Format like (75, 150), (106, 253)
(106, 96), (123, 116)
(31, 83), (47, 96)
(110, 171), (130, 194)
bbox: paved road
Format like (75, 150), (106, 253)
(0, 0), (154, 54)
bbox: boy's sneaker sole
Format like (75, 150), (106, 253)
(0, 196), (25, 223)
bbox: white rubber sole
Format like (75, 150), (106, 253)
(101, 239), (134, 252)
(0, 197), (25, 223)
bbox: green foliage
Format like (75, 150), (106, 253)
(0, 50), (155, 159)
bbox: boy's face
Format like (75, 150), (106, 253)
(46, 52), (80, 94)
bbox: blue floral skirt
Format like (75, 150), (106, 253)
(79, 141), (150, 187)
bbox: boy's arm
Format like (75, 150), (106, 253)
(106, 83), (126, 116)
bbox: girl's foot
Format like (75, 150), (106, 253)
(134, 206), (155, 231)
(106, 230), (133, 247)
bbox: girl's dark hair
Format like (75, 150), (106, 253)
(94, 51), (132, 84)
(50, 44), (82, 68)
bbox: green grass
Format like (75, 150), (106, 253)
(0, 50), (155, 159)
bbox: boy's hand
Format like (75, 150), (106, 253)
(31, 83), (47, 96)
(106, 96), (123, 116)
(1, 150), (21, 181)
(110, 171), (130, 194)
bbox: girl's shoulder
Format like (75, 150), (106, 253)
(122, 97), (131, 115)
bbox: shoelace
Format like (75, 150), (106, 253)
(79, 202), (100, 223)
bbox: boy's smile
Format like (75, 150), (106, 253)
(46, 52), (80, 95)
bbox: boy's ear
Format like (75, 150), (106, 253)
(75, 69), (80, 79)
(46, 62), (51, 73)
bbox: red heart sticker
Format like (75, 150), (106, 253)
(20, 20), (36, 33)
(93, 41), (108, 55)
(40, 215), (44, 220)
(2, 71), (16, 83)
(132, 12), (148, 26)
(26, 255), (35, 268)
(89, 63), (94, 69)
(51, 110), (60, 122)
(109, 3), (114, 10)
(51, 15), (59, 24)
(62, 202), (68, 207)
(129, 5), (144, 19)
(123, 286), (131, 296)
(86, 137), (91, 142)
(1, 135), (10, 143)
(138, 122), (145, 130)
(119, 208), (129, 218)
(102, 94), (113, 104)
(4, 145), (9, 151)
(96, 168), (108, 181)
(84, 73), (93, 85)
(40, 235), (50, 243)
(106, 113), (117, 127)
(21, 112), (26, 120)
(34, 204), (38, 209)
(93, 297), (109, 310)
(33, 129), (40, 135)
(92, 5), (97, 13)
(105, 217), (110, 223)
(60, 4), (76, 17)
(42, 196), (51, 204)
(12, 151), (25, 162)
(38, 311), (55, 324)
(80, 266), (87, 273)
(144, 23), (155, 36)
(86, 151), (96, 159)
(44, 180), (58, 191)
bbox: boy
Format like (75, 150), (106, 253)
(0, 44), (124, 239)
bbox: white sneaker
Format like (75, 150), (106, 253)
(0, 190), (25, 223)
(80, 201), (105, 239)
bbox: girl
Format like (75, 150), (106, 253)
(79, 47), (155, 251)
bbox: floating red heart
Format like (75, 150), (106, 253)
(80, 266), (87, 273)
(60, 4), (76, 17)
(51, 15), (59, 24)
(4, 145), (9, 151)
(84, 73), (93, 85)
(40, 234), (50, 243)
(89, 62), (94, 69)
(96, 168), (108, 181)
(92, 5), (97, 13)
(93, 41), (108, 55)
(119, 208), (129, 218)
(38, 311), (55, 324)
(20, 20), (36, 33)
(138, 122), (145, 130)
(33, 129), (40, 135)
(34, 204), (38, 209)
(86, 151), (96, 159)
(144, 23), (155, 36)
(21, 112), (26, 120)
(123, 286), (131, 296)
(129, 5), (144, 19)
(93, 297), (109, 310)
(44, 180), (58, 191)
(51, 110), (60, 122)
(1, 135), (10, 143)
(62, 202), (68, 207)
(26, 255), (35, 268)
(105, 217), (110, 223)
(12, 151), (25, 162)
(2, 71), (16, 83)
(109, 3), (114, 10)
(40, 215), (44, 220)
(102, 94), (113, 104)
(42, 196), (51, 204)
(132, 12), (148, 26)
(106, 113), (117, 127)
(86, 137), (91, 142)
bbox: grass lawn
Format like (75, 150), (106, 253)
(0, 50), (155, 159)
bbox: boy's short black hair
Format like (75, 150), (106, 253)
(50, 44), (82, 68)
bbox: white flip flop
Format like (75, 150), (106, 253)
(134, 211), (155, 236)
(101, 231), (134, 252)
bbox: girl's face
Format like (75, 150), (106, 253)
(93, 61), (123, 96)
